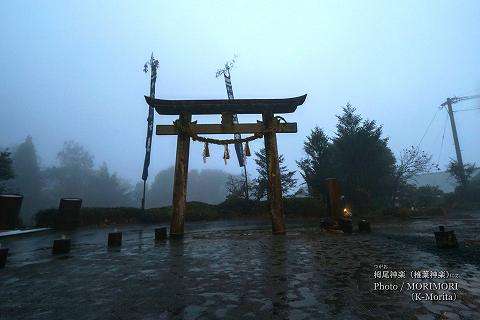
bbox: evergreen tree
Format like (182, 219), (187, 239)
(0, 149), (14, 193)
(11, 136), (43, 223)
(298, 104), (396, 210)
(252, 148), (297, 200)
(331, 104), (395, 207)
(297, 127), (332, 198)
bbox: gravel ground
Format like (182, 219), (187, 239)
(0, 214), (479, 320)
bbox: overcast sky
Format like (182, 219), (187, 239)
(1, 0), (479, 184)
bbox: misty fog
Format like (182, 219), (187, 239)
(1, 1), (479, 224)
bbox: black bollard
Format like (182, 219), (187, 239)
(155, 227), (168, 241)
(338, 218), (353, 233)
(434, 226), (458, 249)
(52, 238), (71, 254)
(108, 232), (122, 247)
(358, 220), (371, 233)
(0, 247), (8, 268)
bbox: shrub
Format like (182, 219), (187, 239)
(414, 207), (446, 216)
(381, 207), (411, 219)
(218, 198), (267, 217)
(36, 207), (145, 228)
(185, 201), (221, 221)
(444, 180), (480, 210)
(142, 207), (171, 223)
(36, 208), (59, 227)
(283, 197), (326, 217)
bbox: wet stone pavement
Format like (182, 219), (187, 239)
(0, 218), (479, 319)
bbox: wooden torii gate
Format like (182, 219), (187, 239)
(145, 94), (307, 236)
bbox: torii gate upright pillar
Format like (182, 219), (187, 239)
(263, 111), (286, 234)
(170, 113), (192, 237)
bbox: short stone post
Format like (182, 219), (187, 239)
(0, 245), (8, 268)
(108, 231), (122, 247)
(52, 236), (71, 254)
(155, 227), (168, 241)
(358, 220), (371, 233)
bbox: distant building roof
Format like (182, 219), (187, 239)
(294, 187), (309, 198)
(413, 168), (480, 193)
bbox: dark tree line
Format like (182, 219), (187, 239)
(3, 135), (276, 224)
(2, 139), (136, 224)
(1, 137), (237, 224)
(3, 103), (471, 224)
(43, 141), (132, 208)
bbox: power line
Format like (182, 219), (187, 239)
(436, 112), (449, 165)
(432, 113), (448, 186)
(417, 108), (440, 147)
(454, 107), (480, 112)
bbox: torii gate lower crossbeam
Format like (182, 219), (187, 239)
(145, 94), (307, 236)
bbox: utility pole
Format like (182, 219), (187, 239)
(440, 94), (480, 185)
(141, 53), (159, 211)
(216, 56), (249, 199)
(445, 98), (464, 179)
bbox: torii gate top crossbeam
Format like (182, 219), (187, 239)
(144, 94), (307, 115)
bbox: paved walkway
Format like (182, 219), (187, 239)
(0, 218), (479, 319)
(0, 228), (51, 239)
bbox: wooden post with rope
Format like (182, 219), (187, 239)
(145, 94), (307, 236)
(263, 111), (286, 234)
(170, 113), (192, 237)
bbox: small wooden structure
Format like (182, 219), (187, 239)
(326, 178), (341, 219)
(0, 195), (23, 230)
(55, 198), (82, 230)
(325, 178), (353, 233)
(145, 94), (307, 236)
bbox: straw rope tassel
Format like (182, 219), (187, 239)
(223, 144), (230, 165)
(244, 141), (251, 157)
(202, 142), (210, 163)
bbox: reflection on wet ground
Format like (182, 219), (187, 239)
(0, 217), (479, 319)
